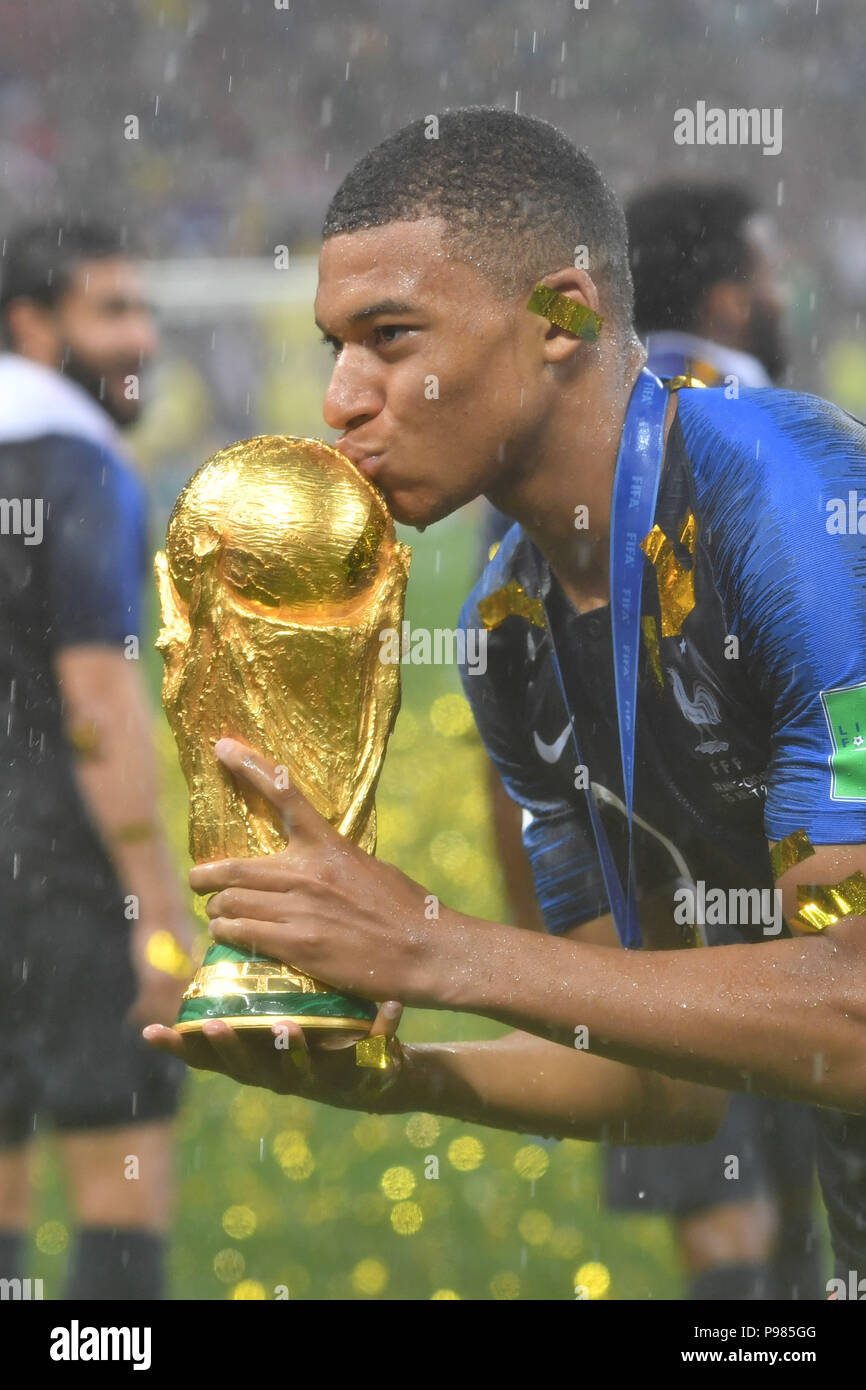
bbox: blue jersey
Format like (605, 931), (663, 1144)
(459, 384), (866, 1272)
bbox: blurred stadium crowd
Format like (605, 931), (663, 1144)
(0, 0), (864, 474)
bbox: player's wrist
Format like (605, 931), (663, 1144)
(431, 910), (516, 1014)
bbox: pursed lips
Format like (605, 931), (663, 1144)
(334, 439), (384, 478)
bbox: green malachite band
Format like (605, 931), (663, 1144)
(175, 941), (376, 1029)
(176, 991), (376, 1026)
(204, 943), (263, 965)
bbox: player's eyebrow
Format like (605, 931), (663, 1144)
(315, 299), (421, 335)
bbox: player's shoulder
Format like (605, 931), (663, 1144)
(35, 432), (146, 517)
(676, 385), (866, 491)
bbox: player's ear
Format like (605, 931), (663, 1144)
(3, 298), (61, 363)
(529, 267), (603, 366)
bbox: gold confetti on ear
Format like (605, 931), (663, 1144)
(527, 284), (603, 341)
(640, 511), (697, 638)
(793, 872), (866, 932)
(769, 828), (816, 880)
(641, 615), (664, 692)
(478, 579), (546, 631)
(356, 1034), (391, 1069)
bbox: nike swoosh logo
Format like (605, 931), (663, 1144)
(533, 724), (572, 763)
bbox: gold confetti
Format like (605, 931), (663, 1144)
(352, 1258), (389, 1295)
(447, 1136), (485, 1171)
(390, 1201), (423, 1235)
(513, 1144), (550, 1181)
(666, 374), (709, 391)
(478, 579), (545, 631)
(231, 1280), (266, 1300)
(518, 1210), (554, 1246)
(640, 511), (697, 638)
(574, 1261), (611, 1299)
(794, 872), (866, 932)
(213, 1249), (245, 1284)
(35, 1221), (69, 1255)
(429, 693), (475, 737)
(769, 828), (816, 880)
(275, 1136), (315, 1181)
(641, 615), (664, 692)
(356, 1034), (390, 1070)
(380, 1166), (416, 1200)
(431, 1288), (461, 1300)
(145, 929), (192, 978)
(490, 1271), (521, 1300)
(527, 284), (603, 341)
(221, 1205), (257, 1239)
(405, 1113), (441, 1148)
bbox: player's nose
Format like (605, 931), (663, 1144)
(322, 351), (384, 434)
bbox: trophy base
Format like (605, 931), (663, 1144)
(174, 990), (375, 1047)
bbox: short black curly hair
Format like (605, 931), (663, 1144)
(323, 107), (634, 330)
(626, 182), (760, 336)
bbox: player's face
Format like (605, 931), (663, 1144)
(55, 258), (157, 426)
(316, 218), (547, 528)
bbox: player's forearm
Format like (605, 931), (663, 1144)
(74, 747), (185, 923)
(387, 1030), (724, 1144)
(440, 911), (866, 1112)
(59, 655), (186, 922)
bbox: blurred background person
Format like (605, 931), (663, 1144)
(626, 181), (787, 388)
(0, 220), (194, 1300)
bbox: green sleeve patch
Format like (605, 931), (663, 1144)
(821, 681), (866, 801)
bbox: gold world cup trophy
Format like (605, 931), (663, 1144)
(154, 436), (410, 1044)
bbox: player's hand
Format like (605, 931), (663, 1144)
(142, 1000), (407, 1110)
(188, 738), (466, 1011)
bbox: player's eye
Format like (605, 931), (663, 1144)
(320, 332), (342, 359)
(373, 324), (411, 348)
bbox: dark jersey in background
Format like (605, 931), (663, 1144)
(0, 356), (182, 1137)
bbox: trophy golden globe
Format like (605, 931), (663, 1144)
(154, 435), (410, 1043)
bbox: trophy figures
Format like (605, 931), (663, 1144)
(154, 435), (410, 1041)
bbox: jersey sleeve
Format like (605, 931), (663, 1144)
(43, 435), (148, 649)
(457, 586), (610, 935)
(682, 389), (866, 846)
